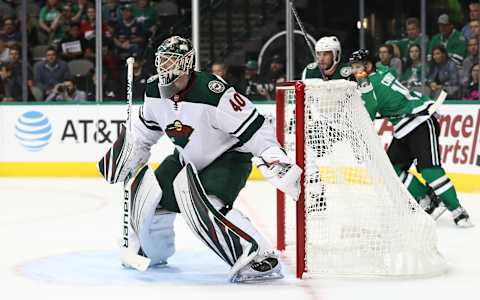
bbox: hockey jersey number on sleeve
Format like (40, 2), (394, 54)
(215, 87), (265, 145)
(229, 92), (246, 111)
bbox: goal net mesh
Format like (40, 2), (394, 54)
(280, 79), (447, 277)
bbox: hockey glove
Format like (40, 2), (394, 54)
(97, 124), (151, 184)
(252, 146), (302, 200)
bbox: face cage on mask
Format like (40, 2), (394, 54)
(155, 50), (194, 86)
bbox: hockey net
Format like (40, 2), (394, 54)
(275, 79), (447, 278)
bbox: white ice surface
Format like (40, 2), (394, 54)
(0, 178), (478, 300)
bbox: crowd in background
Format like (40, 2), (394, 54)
(1, 0), (480, 102)
(215, 3), (480, 101)
(0, 0), (180, 102)
(381, 3), (480, 101)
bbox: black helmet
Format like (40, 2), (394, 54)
(348, 49), (373, 64)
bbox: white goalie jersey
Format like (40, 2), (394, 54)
(131, 71), (278, 170)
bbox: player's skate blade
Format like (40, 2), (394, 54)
(230, 257), (283, 283)
(453, 207), (474, 228)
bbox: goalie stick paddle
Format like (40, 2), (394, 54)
(289, 1), (327, 80)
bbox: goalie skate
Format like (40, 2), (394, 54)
(230, 253), (283, 283)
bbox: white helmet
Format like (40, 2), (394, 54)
(315, 36), (341, 71)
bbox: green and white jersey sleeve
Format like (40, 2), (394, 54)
(358, 69), (433, 139)
(133, 71), (278, 171)
(214, 86), (277, 155)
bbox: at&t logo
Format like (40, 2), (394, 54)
(15, 111), (53, 152)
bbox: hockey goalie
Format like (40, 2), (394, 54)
(97, 36), (301, 283)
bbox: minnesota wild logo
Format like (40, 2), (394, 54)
(165, 120), (194, 148)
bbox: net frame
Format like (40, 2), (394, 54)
(275, 80), (447, 279)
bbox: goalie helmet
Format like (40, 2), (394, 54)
(315, 36), (341, 70)
(155, 36), (195, 91)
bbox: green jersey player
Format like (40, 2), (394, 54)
(349, 49), (473, 227)
(301, 36), (353, 80)
(97, 36), (302, 282)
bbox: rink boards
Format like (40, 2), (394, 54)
(0, 102), (479, 192)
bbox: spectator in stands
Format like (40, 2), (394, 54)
(34, 47), (71, 99)
(468, 19), (480, 39)
(400, 44), (427, 91)
(38, 0), (62, 43)
(427, 45), (460, 99)
(58, 23), (93, 61)
(238, 60), (269, 101)
(103, 44), (121, 81)
(80, 6), (97, 41)
(71, 0), (90, 23)
(0, 64), (20, 102)
(428, 14), (467, 67)
(8, 45), (35, 100)
(0, 0), (15, 21)
(376, 44), (402, 77)
(0, 38), (10, 63)
(211, 62), (227, 78)
(462, 2), (480, 39)
(262, 54), (285, 100)
(85, 68), (120, 101)
(103, 0), (122, 24)
(156, 0), (178, 29)
(50, 4), (77, 43)
(461, 37), (479, 89)
(132, 58), (151, 100)
(113, 4), (145, 59)
(46, 77), (87, 102)
(133, 0), (157, 36)
(463, 63), (480, 100)
(0, 18), (21, 46)
(391, 18), (428, 63)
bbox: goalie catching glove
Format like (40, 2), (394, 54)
(97, 124), (151, 184)
(252, 146), (302, 200)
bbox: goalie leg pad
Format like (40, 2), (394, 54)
(174, 163), (281, 282)
(124, 165), (175, 268)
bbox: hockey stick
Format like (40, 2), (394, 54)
(375, 90), (447, 120)
(289, 1), (326, 80)
(121, 57), (151, 271)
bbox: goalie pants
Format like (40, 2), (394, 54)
(154, 151), (252, 213)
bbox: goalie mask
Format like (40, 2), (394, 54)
(155, 36), (195, 98)
(315, 36), (341, 73)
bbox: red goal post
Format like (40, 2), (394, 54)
(275, 79), (447, 279)
(276, 81), (306, 278)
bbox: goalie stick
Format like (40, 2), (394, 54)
(120, 57), (151, 271)
(289, 1), (326, 80)
(375, 90), (447, 120)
